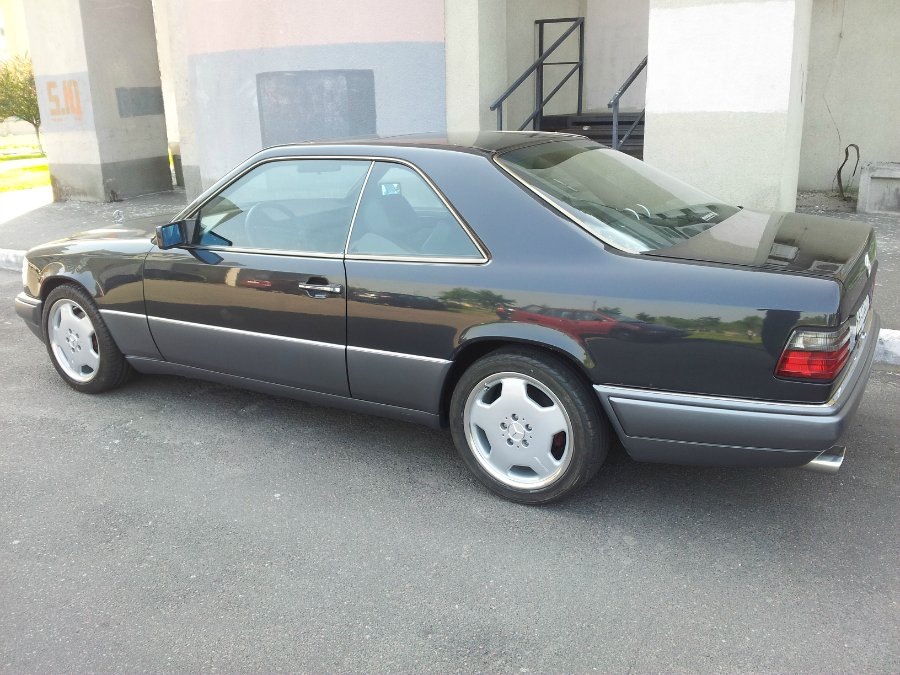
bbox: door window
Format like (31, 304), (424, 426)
(196, 159), (371, 253)
(347, 162), (483, 259)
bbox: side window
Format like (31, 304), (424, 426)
(347, 162), (483, 259)
(196, 159), (371, 253)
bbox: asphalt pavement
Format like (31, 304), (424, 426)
(0, 269), (898, 672)
(1, 188), (899, 672)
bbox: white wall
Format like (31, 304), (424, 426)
(643, 0), (812, 211)
(583, 0), (648, 112)
(445, 0), (507, 131)
(798, 0), (900, 191)
(0, 0), (28, 60)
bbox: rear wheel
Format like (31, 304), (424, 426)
(450, 348), (609, 504)
(43, 284), (132, 393)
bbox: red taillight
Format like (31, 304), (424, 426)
(775, 327), (851, 381)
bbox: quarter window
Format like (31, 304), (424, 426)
(347, 163), (482, 259)
(196, 159), (371, 253)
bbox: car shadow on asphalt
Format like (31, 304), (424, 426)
(118, 372), (876, 532)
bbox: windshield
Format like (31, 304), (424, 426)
(497, 139), (740, 253)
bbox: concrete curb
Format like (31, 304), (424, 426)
(875, 328), (900, 366)
(0, 253), (898, 365)
(0, 248), (24, 272)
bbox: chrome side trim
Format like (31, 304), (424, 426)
(593, 315), (878, 464)
(184, 246), (345, 259)
(147, 315), (344, 350)
(99, 308), (143, 318)
(344, 253), (487, 265)
(347, 345), (450, 365)
(146, 316), (450, 363)
(595, 312), (879, 417)
(596, 384), (836, 416)
(177, 155), (490, 264)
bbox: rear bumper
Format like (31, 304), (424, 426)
(15, 292), (43, 340)
(594, 313), (880, 469)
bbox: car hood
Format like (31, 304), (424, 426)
(27, 220), (162, 259)
(647, 209), (874, 284)
(59, 225), (155, 243)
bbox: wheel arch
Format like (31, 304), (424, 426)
(38, 266), (101, 304)
(439, 325), (598, 427)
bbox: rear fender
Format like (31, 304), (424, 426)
(456, 321), (595, 372)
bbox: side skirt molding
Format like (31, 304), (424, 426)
(125, 356), (442, 428)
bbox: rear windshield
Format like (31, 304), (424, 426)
(497, 139), (740, 253)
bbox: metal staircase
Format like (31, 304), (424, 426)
(489, 18), (647, 158)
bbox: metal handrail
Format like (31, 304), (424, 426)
(489, 17), (584, 131)
(607, 56), (647, 150)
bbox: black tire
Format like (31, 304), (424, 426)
(449, 347), (609, 504)
(42, 284), (133, 394)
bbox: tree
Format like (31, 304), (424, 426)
(439, 288), (515, 311)
(0, 55), (42, 153)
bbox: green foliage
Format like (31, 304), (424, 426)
(0, 55), (41, 132)
(440, 288), (515, 310)
(0, 160), (50, 192)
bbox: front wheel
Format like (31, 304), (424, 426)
(43, 284), (133, 394)
(450, 348), (609, 504)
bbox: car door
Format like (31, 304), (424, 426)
(344, 160), (489, 412)
(143, 158), (373, 396)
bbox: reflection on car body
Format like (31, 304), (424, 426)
(497, 304), (687, 342)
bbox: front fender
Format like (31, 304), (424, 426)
(36, 261), (102, 301)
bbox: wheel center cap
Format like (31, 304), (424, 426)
(66, 334), (78, 348)
(509, 421), (526, 441)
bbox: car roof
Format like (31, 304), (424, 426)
(265, 130), (591, 156)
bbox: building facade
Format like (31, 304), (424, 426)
(15, 0), (900, 210)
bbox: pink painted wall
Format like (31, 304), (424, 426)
(185, 0), (445, 55)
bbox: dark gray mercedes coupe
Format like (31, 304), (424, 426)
(15, 132), (880, 503)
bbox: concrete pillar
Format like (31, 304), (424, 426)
(445, 0), (508, 131)
(150, 0), (182, 187)
(23, 0), (171, 201)
(643, 0), (812, 211)
(149, 0), (200, 198)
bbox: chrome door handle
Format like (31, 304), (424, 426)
(297, 282), (343, 295)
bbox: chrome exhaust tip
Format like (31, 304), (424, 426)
(802, 446), (846, 474)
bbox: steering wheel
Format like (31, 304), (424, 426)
(243, 202), (296, 249)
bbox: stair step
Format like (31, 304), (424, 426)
(540, 128), (644, 140)
(534, 110), (645, 159)
(542, 112), (644, 126)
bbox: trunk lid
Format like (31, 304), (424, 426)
(648, 209), (877, 321)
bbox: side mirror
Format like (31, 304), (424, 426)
(155, 219), (196, 249)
